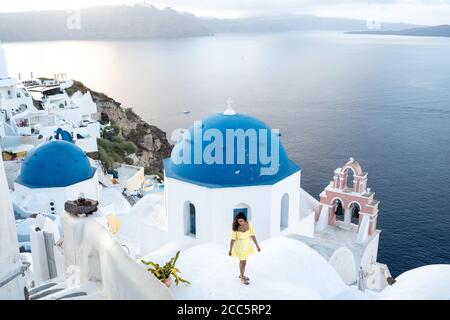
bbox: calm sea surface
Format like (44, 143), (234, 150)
(4, 31), (450, 276)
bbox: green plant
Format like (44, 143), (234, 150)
(98, 145), (114, 171)
(141, 251), (190, 285)
(96, 132), (138, 171)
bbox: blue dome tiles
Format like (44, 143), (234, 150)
(16, 141), (95, 188)
(164, 112), (300, 188)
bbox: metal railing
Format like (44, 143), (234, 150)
(0, 261), (31, 289)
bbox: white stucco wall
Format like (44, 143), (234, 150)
(162, 171), (305, 250)
(210, 184), (273, 245)
(62, 212), (174, 299)
(329, 247), (357, 285)
(165, 177), (213, 245)
(0, 151), (26, 299)
(0, 46), (8, 79)
(361, 232), (380, 270)
(294, 211), (315, 238)
(13, 173), (100, 217)
(270, 172), (301, 237)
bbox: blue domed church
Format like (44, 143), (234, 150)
(14, 141), (100, 216)
(141, 108), (315, 253)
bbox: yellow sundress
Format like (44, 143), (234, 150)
(230, 222), (257, 261)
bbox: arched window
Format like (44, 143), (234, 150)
(184, 201), (196, 237)
(280, 193), (289, 230)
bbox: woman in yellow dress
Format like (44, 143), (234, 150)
(228, 212), (261, 285)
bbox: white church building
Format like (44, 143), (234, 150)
(13, 140), (100, 217)
(166, 112), (302, 236)
(139, 109), (315, 253)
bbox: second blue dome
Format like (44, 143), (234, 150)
(17, 140), (95, 188)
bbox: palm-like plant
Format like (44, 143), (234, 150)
(141, 250), (190, 286)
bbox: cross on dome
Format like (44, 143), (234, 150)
(223, 97), (236, 116)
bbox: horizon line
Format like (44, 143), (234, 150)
(0, 4), (432, 27)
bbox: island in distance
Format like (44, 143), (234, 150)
(347, 24), (450, 38)
(0, 4), (418, 41)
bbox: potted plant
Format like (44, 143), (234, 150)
(141, 250), (190, 287)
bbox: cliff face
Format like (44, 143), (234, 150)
(68, 81), (173, 175)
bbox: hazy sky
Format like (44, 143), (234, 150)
(1, 0), (450, 25)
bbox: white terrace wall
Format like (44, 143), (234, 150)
(14, 173), (100, 217)
(63, 213), (174, 300)
(164, 170), (307, 249)
(0, 151), (26, 299)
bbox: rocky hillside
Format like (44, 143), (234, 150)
(67, 81), (173, 175)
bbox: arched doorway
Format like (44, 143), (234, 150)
(280, 193), (289, 231)
(183, 201), (196, 237)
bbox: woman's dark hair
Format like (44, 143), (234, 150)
(232, 212), (248, 231)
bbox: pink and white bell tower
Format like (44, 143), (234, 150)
(317, 158), (379, 243)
